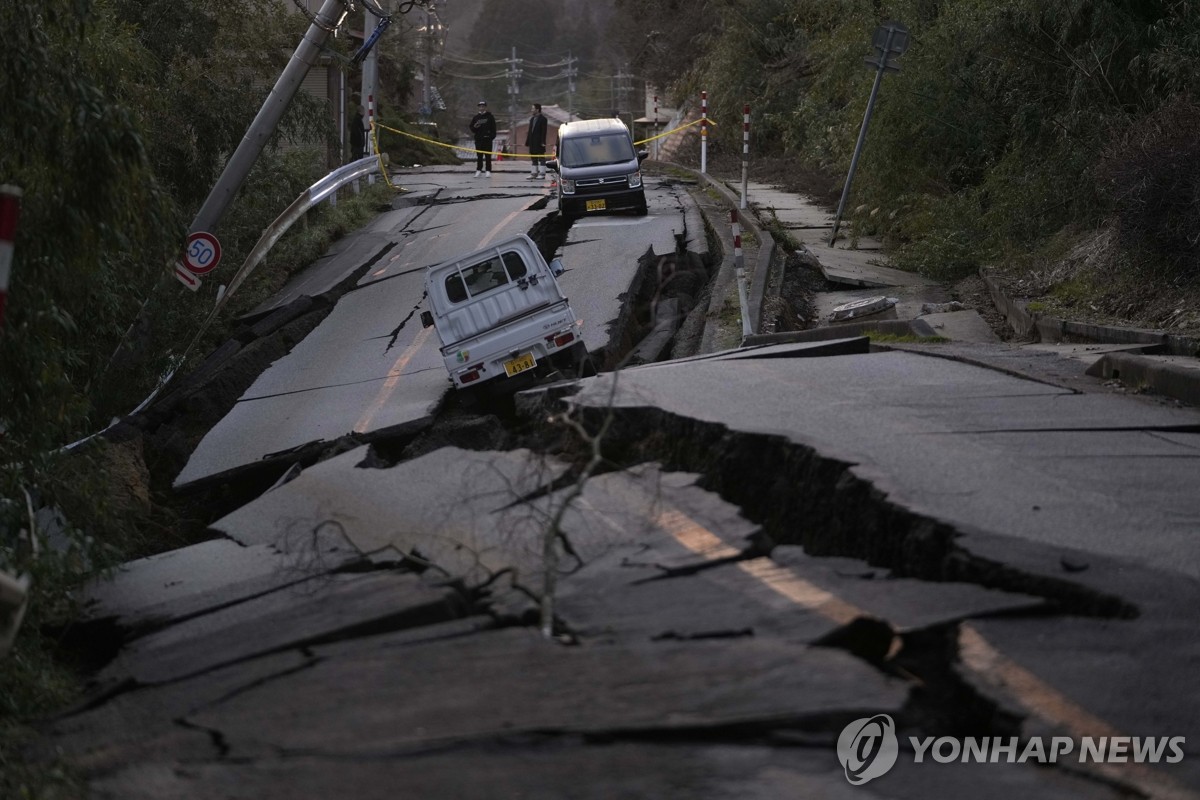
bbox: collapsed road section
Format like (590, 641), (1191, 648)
(49, 329), (1200, 799)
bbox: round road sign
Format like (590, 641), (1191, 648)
(183, 231), (222, 275)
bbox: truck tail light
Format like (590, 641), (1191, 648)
(458, 363), (484, 384)
(545, 331), (574, 349)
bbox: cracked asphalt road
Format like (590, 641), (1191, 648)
(48, 166), (1200, 799)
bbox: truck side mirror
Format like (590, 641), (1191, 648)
(548, 258), (565, 276)
(545, 159), (559, 172)
(420, 310), (433, 328)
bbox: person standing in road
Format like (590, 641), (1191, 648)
(525, 103), (547, 180)
(470, 100), (497, 177)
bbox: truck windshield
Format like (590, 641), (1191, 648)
(560, 133), (636, 168)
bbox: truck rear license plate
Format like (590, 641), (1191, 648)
(504, 352), (537, 377)
(586, 199), (606, 212)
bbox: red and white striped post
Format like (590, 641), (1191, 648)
(731, 209), (751, 338)
(700, 90), (708, 174)
(654, 94), (660, 160)
(740, 104), (750, 209)
(366, 93), (376, 185)
(0, 185), (22, 329)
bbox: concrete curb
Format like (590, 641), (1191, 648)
(671, 168), (1200, 405)
(742, 318), (937, 347)
(669, 164), (775, 339)
(1085, 352), (1200, 406)
(980, 266), (1200, 405)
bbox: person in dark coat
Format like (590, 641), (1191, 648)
(525, 103), (548, 180)
(349, 106), (367, 160)
(469, 100), (497, 176)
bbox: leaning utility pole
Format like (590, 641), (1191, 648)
(189, 0), (346, 241)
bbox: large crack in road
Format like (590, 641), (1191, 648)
(49, 180), (1200, 799)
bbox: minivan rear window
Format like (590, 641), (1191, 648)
(560, 133), (636, 168)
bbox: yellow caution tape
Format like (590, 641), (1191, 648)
(371, 115), (719, 164)
(635, 116), (715, 146)
(368, 121), (403, 191)
(375, 121), (537, 159)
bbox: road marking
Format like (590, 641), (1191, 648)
(353, 326), (433, 433)
(352, 215), (523, 433)
(477, 206), (525, 248)
(648, 501), (1196, 799)
(959, 625), (1197, 800)
(654, 508), (861, 625)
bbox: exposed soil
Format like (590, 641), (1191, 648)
(982, 228), (1200, 339)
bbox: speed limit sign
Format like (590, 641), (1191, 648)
(183, 231), (222, 275)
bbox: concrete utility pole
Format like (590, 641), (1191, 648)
(565, 51), (578, 120)
(422, 5), (432, 119)
(614, 65), (631, 127)
(189, 0), (346, 238)
(362, 6), (379, 184)
(506, 46), (522, 149)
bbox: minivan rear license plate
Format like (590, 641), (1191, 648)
(504, 352), (537, 377)
(586, 199), (606, 211)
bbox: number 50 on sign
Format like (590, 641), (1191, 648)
(183, 231), (222, 275)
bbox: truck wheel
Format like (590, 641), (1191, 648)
(572, 342), (597, 378)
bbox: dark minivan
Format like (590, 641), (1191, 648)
(546, 118), (648, 220)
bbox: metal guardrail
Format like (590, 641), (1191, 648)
(219, 156), (384, 306)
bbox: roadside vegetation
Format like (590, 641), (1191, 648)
(619, 0), (1200, 330)
(0, 1), (456, 793)
(4, 0), (1200, 793)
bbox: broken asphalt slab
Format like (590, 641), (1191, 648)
(84, 738), (1128, 800)
(529, 349), (1200, 581)
(96, 569), (466, 686)
(211, 445), (569, 589)
(181, 627), (910, 756)
(78, 535), (363, 636)
(57, 620), (1122, 800)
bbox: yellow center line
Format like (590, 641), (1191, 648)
(648, 502), (1196, 798)
(477, 207), (525, 249)
(354, 211), (527, 432)
(959, 625), (1197, 799)
(353, 326), (433, 433)
(654, 508), (863, 626)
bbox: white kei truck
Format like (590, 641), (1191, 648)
(420, 234), (593, 390)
